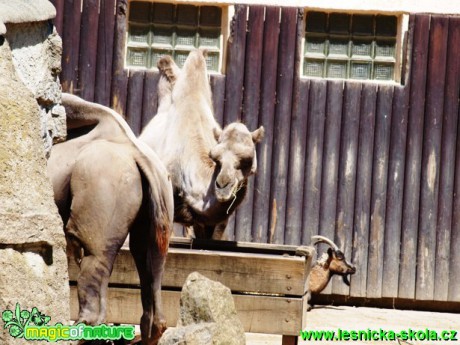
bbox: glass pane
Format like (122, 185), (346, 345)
(177, 5), (198, 26)
(129, 2), (151, 23)
(305, 36), (326, 56)
(328, 38), (349, 57)
(152, 3), (174, 24)
(176, 28), (197, 47)
(327, 60), (347, 78)
(200, 6), (222, 27)
(205, 52), (220, 71)
(306, 12), (327, 33)
(375, 39), (396, 58)
(329, 13), (350, 34)
(152, 26), (174, 46)
(376, 15), (397, 37)
(128, 24), (150, 44)
(352, 15), (374, 36)
(374, 63), (394, 80)
(151, 49), (173, 68)
(304, 59), (325, 77)
(352, 40), (373, 58)
(199, 29), (220, 48)
(174, 50), (192, 67)
(350, 61), (371, 79)
(127, 47), (149, 67)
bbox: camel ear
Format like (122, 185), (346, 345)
(213, 127), (222, 141)
(251, 126), (265, 143)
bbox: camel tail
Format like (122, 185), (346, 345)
(149, 184), (173, 256)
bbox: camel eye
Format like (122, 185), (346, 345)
(238, 158), (253, 170)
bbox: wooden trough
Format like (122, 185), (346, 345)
(68, 238), (313, 345)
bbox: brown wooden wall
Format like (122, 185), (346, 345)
(50, 0), (460, 304)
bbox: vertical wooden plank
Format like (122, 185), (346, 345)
(285, 79), (309, 246)
(61, 0), (82, 94)
(442, 17), (460, 302)
(382, 13), (414, 298)
(269, 7), (298, 244)
(284, 9), (306, 246)
(234, 5), (265, 242)
(317, 80), (344, 294)
(332, 82), (362, 295)
(78, 0), (100, 102)
(126, 70), (145, 136)
(223, 4), (247, 125)
(269, 8), (299, 244)
(301, 80), (327, 245)
(222, 4), (247, 240)
(210, 74), (226, 126)
(399, 14), (430, 299)
(449, 44), (460, 301)
(52, 0), (65, 37)
(95, 0), (116, 107)
(416, 16), (449, 301)
(366, 85), (394, 298)
(381, 85), (410, 298)
(140, 71), (160, 131)
(251, 7), (280, 243)
(350, 84), (377, 297)
(111, 0), (129, 117)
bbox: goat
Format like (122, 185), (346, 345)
(307, 235), (356, 310)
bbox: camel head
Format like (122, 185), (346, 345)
(210, 123), (264, 203)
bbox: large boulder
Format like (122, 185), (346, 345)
(0, 2), (70, 344)
(159, 272), (246, 345)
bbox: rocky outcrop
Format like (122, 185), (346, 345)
(0, 1), (70, 344)
(2, 0), (65, 156)
(159, 272), (246, 345)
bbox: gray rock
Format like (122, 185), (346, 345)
(5, 19), (65, 156)
(0, 13), (69, 345)
(159, 272), (246, 345)
(0, 0), (56, 34)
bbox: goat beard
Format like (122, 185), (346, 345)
(342, 274), (351, 286)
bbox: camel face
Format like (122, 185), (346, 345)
(211, 123), (264, 203)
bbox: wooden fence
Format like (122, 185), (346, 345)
(50, 0), (460, 305)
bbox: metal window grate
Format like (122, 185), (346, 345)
(126, 2), (222, 72)
(304, 11), (398, 81)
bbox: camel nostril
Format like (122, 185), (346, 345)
(215, 180), (229, 189)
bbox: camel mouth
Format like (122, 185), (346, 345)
(215, 184), (236, 202)
(215, 179), (239, 203)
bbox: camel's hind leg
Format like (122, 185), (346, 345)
(130, 200), (167, 345)
(68, 143), (143, 326)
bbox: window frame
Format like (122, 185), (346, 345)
(125, 0), (232, 74)
(300, 9), (409, 84)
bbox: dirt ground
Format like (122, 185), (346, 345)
(245, 305), (460, 345)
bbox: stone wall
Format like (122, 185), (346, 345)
(5, 21), (66, 156)
(0, 2), (70, 344)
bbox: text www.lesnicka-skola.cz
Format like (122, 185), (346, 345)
(300, 328), (458, 342)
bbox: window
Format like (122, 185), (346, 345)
(126, 1), (224, 72)
(303, 11), (400, 82)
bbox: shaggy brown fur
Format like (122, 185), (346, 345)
(47, 93), (174, 344)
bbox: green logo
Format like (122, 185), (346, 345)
(2, 303), (135, 342)
(2, 303), (51, 338)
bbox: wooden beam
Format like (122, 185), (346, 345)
(69, 287), (303, 336)
(69, 248), (309, 296)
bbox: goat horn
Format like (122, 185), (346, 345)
(311, 235), (339, 251)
